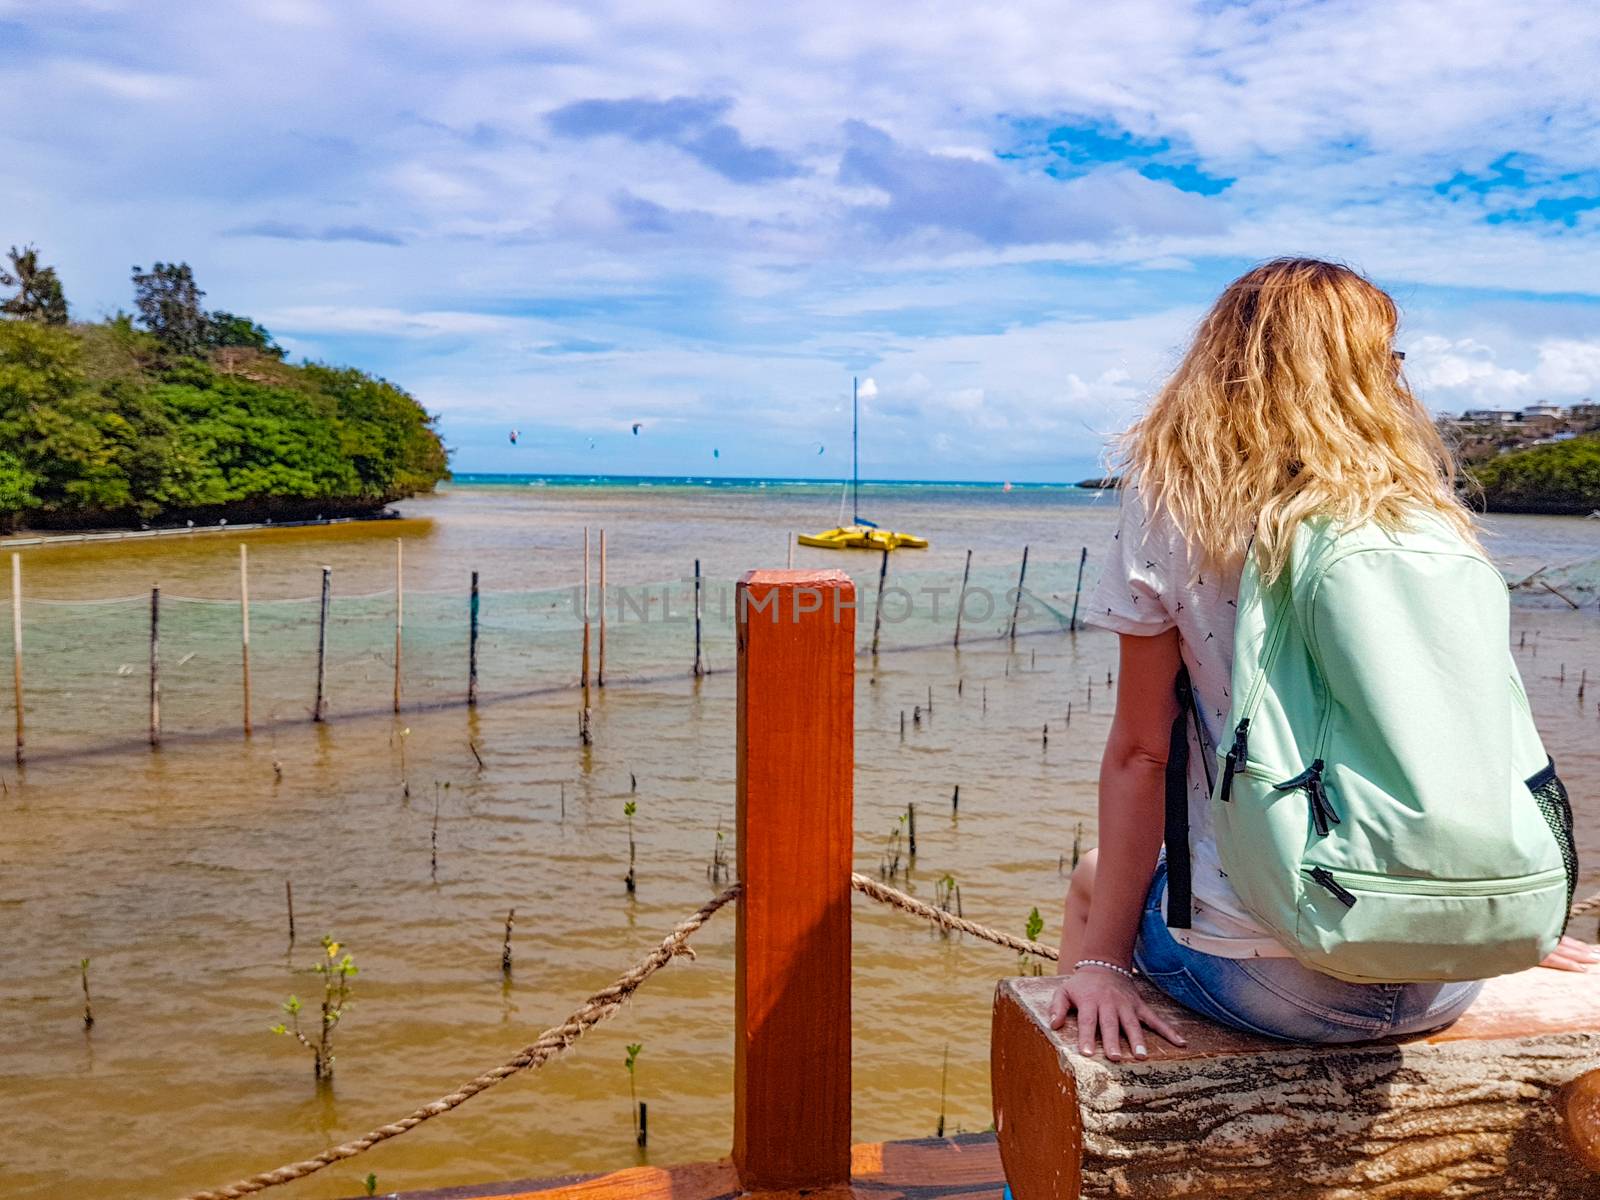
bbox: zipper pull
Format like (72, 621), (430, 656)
(1218, 718), (1249, 803)
(1309, 866), (1358, 908)
(1274, 758), (1336, 836)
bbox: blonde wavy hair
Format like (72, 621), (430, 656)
(1113, 257), (1478, 583)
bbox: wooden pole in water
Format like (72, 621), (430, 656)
(953, 548), (972, 647)
(693, 557), (704, 678)
(1069, 545), (1087, 632)
(598, 529), (607, 688)
(149, 584), (161, 747)
(10, 553), (22, 766)
(871, 547), (889, 656)
(468, 569), (480, 707)
(581, 528), (591, 702)
(313, 566), (330, 723)
(1008, 544), (1030, 642)
(734, 568), (854, 1192)
(239, 544), (252, 735)
(787, 535), (795, 569)
(393, 538), (403, 713)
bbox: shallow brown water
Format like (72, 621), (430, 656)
(1, 483), (1596, 1200)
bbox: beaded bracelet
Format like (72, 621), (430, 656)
(1074, 958), (1135, 981)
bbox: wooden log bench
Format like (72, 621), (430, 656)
(991, 968), (1600, 1199)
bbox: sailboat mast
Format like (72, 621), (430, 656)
(852, 375), (859, 524)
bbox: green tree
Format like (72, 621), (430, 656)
(1468, 434), (1600, 513)
(208, 310), (283, 356)
(0, 245), (69, 324)
(131, 261), (209, 355)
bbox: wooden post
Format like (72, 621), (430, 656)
(735, 568), (855, 1192)
(693, 558), (704, 678)
(1008, 545), (1030, 642)
(239, 544), (252, 735)
(598, 529), (607, 688)
(953, 548), (972, 647)
(1069, 546), (1087, 632)
(394, 538), (403, 713)
(10, 552), (22, 766)
(787, 535), (795, 569)
(870, 547), (889, 656)
(313, 566), (330, 723)
(149, 584), (161, 747)
(468, 570), (480, 707)
(581, 528), (591, 702)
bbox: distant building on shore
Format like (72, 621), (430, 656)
(1436, 399), (1599, 463)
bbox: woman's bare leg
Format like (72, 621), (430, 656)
(1057, 847), (1098, 971)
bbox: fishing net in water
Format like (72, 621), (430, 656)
(1507, 557), (1600, 609)
(0, 555), (1106, 756)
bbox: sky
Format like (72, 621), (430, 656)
(3, 1), (1600, 482)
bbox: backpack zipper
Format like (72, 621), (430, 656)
(1274, 759), (1339, 836)
(1303, 864), (1566, 900)
(1217, 718), (1250, 802)
(1308, 866), (1358, 907)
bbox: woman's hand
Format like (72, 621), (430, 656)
(1539, 935), (1600, 972)
(1046, 966), (1186, 1061)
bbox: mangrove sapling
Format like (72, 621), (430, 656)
(79, 958), (93, 1029)
(272, 935), (358, 1081)
(1071, 822), (1083, 870)
(706, 821), (730, 883)
(1020, 908), (1045, 976)
(624, 800), (637, 894)
(878, 813), (908, 881)
(934, 875), (963, 939)
(625, 1042), (646, 1147)
(364, 1173), (378, 1197)
(502, 908), (515, 976)
(936, 1043), (950, 1137)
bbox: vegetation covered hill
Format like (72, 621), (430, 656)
(1465, 433), (1600, 516)
(0, 248), (448, 531)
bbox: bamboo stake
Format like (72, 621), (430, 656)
(581, 528), (591, 703)
(692, 558), (704, 678)
(598, 530), (607, 688)
(285, 879), (295, 944)
(468, 570), (480, 707)
(1069, 545), (1087, 632)
(1008, 545), (1030, 642)
(393, 538), (403, 713)
(313, 566), (330, 723)
(10, 552), (21, 767)
(149, 584), (161, 747)
(239, 544), (252, 735)
(953, 548), (972, 646)
(871, 548), (889, 656)
(787, 535), (795, 569)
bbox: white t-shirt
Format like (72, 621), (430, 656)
(1085, 481), (1291, 958)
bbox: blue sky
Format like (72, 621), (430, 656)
(4, 2), (1600, 481)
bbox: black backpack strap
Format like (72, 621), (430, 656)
(1164, 664), (1196, 929)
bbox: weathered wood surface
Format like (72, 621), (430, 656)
(992, 970), (1600, 1200)
(364, 1133), (1003, 1200)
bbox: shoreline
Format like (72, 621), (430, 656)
(0, 509), (401, 547)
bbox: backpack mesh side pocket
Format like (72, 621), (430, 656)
(1526, 757), (1578, 928)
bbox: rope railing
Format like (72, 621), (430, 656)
(851, 872), (1059, 960)
(172, 874), (1600, 1200)
(175, 884), (740, 1200)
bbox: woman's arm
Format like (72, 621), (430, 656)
(1081, 627), (1182, 964)
(1048, 627), (1187, 1059)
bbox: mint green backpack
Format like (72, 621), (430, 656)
(1165, 513), (1578, 983)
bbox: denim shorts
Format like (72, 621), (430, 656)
(1132, 862), (1484, 1043)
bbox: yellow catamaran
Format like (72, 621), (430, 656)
(798, 377), (928, 551)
